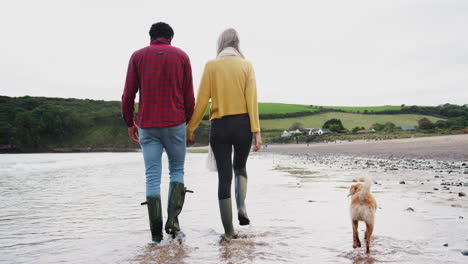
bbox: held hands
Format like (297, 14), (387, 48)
(187, 131), (195, 146)
(128, 124), (139, 143)
(252, 132), (262, 152)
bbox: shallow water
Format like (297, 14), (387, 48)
(0, 153), (467, 264)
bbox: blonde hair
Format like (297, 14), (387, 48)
(216, 28), (245, 58)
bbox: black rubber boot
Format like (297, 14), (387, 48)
(165, 182), (188, 237)
(145, 195), (163, 243)
(235, 174), (250, 225)
(219, 198), (237, 240)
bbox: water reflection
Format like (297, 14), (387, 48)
(130, 241), (188, 264)
(218, 232), (270, 264)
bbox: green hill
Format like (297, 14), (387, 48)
(204, 103), (403, 115)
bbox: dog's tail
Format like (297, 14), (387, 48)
(356, 176), (372, 201)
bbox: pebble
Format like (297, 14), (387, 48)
(460, 216), (464, 219)
(433, 188), (439, 191)
(461, 250), (468, 256)
(400, 181), (406, 184)
(307, 200), (316, 202)
(434, 175), (440, 178)
(443, 243), (448, 247)
(459, 192), (466, 197)
(406, 207), (415, 212)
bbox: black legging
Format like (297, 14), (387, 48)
(210, 114), (252, 200)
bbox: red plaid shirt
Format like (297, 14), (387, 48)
(121, 38), (194, 128)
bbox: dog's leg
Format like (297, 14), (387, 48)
(365, 222), (374, 254)
(352, 220), (361, 248)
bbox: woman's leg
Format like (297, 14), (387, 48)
(232, 117), (253, 225)
(210, 121), (236, 238)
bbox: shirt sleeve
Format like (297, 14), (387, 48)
(121, 53), (139, 127)
(245, 62), (260, 132)
(183, 56), (195, 123)
(186, 63), (211, 138)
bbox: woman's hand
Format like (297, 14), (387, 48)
(253, 132), (262, 152)
(187, 131), (195, 146)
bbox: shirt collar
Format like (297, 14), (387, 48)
(151, 38), (171, 45)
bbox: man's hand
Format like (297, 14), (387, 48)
(253, 132), (262, 152)
(128, 125), (139, 143)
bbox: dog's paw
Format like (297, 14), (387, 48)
(354, 241), (362, 248)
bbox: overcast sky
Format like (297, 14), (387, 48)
(1, 0), (467, 106)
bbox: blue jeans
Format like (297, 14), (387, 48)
(138, 123), (186, 196)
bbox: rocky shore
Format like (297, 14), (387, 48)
(263, 134), (468, 162)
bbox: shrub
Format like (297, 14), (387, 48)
(323, 118), (344, 132)
(289, 122), (304, 131)
(418, 118), (434, 130)
(352, 126), (365, 133)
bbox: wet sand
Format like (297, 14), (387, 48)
(262, 134), (468, 161)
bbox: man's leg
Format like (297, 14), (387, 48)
(139, 128), (164, 242)
(161, 123), (187, 236)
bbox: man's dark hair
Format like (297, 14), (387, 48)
(149, 22), (174, 41)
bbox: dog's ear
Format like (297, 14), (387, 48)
(348, 184), (359, 197)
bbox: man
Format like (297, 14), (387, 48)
(121, 22), (194, 243)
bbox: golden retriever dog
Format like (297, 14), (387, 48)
(348, 176), (377, 254)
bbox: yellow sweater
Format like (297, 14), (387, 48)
(187, 56), (260, 138)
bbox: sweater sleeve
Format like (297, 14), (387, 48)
(186, 63), (211, 138)
(245, 63), (260, 132)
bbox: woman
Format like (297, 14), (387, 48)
(187, 28), (262, 240)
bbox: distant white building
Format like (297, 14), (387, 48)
(281, 129), (303, 137)
(318, 128), (331, 135)
(290, 129), (302, 134)
(281, 130), (292, 137)
(307, 128), (320, 135)
(306, 128), (331, 135)
(356, 129), (375, 133)
(401, 126), (416, 131)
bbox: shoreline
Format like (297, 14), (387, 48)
(2, 134), (467, 162)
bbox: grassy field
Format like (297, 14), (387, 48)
(260, 112), (444, 130)
(323, 105), (402, 112)
(201, 103), (403, 115)
(258, 103), (318, 113)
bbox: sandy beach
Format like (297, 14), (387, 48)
(260, 134), (468, 161)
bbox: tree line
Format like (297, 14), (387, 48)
(1, 96), (466, 150)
